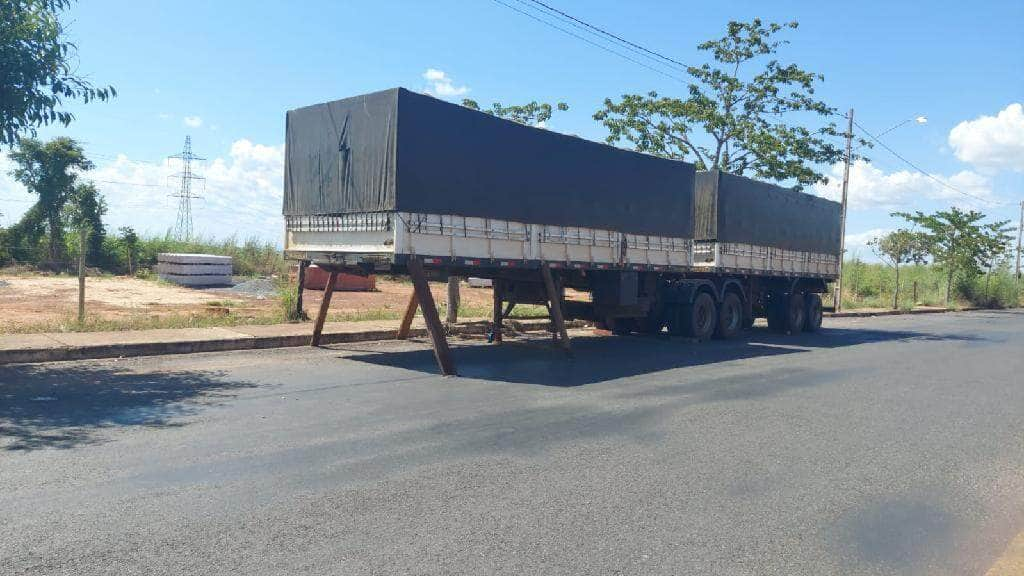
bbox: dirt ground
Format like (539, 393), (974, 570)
(0, 274), (499, 332)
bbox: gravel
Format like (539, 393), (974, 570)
(218, 277), (278, 299)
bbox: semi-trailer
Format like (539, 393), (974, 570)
(282, 88), (841, 374)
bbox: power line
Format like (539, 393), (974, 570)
(489, 0), (689, 84)
(853, 119), (1000, 206)
(521, 0), (689, 71)
(94, 179), (167, 188)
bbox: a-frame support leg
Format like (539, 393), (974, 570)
(540, 265), (572, 354)
(396, 291), (419, 340)
(310, 270), (339, 347)
(407, 258), (457, 376)
(491, 278), (503, 343)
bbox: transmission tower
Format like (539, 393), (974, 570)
(168, 136), (206, 240)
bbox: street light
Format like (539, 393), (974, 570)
(835, 112), (928, 312)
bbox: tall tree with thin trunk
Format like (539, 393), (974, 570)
(869, 230), (927, 309)
(594, 19), (867, 188)
(894, 208), (1014, 305)
(8, 137), (93, 263)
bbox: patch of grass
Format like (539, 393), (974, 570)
(3, 311), (287, 334)
(831, 259), (1021, 310)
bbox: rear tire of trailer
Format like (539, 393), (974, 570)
(785, 293), (806, 334)
(683, 292), (717, 341)
(714, 292), (743, 340)
(804, 293), (823, 332)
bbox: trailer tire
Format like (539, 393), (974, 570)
(714, 292), (743, 339)
(804, 293), (823, 332)
(684, 292), (717, 341)
(785, 293), (806, 334)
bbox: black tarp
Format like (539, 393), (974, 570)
(284, 88), (695, 237)
(694, 170), (842, 254)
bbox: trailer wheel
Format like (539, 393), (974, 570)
(684, 292), (717, 341)
(714, 292), (743, 339)
(785, 293), (806, 334)
(804, 293), (823, 332)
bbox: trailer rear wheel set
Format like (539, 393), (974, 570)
(303, 257), (828, 376)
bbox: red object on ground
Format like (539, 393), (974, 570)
(291, 265), (376, 292)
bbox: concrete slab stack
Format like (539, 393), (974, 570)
(157, 253), (233, 286)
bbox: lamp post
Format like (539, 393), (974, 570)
(835, 113), (927, 312)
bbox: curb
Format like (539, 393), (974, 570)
(824, 307), (975, 319)
(0, 319), (587, 366)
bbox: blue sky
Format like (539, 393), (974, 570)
(2, 0), (1022, 257)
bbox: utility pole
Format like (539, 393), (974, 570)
(168, 136), (206, 241)
(834, 108), (854, 312)
(78, 227), (88, 324)
(1016, 200), (1023, 285)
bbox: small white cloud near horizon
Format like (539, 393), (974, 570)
(422, 68), (469, 98)
(948, 103), (1024, 173)
(183, 115), (203, 128)
(812, 160), (995, 211)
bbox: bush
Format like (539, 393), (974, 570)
(276, 279), (307, 322)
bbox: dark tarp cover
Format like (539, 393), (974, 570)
(283, 88), (695, 237)
(694, 170), (842, 254)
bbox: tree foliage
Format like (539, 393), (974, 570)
(118, 226), (139, 274)
(594, 19), (865, 188)
(462, 99), (569, 127)
(0, 0), (116, 144)
(65, 181), (106, 263)
(868, 229), (928, 308)
(894, 208), (1014, 304)
(8, 136), (94, 262)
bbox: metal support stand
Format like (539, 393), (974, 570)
(396, 291), (419, 340)
(491, 278), (503, 343)
(407, 258), (457, 376)
(295, 260), (308, 319)
(310, 270), (338, 347)
(540, 265), (571, 354)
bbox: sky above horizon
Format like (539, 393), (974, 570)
(2, 0), (1022, 260)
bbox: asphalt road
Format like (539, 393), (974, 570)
(2, 311), (1023, 575)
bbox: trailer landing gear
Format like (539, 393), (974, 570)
(541, 266), (573, 355)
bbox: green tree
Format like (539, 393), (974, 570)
(594, 19), (864, 188)
(462, 99), (569, 126)
(65, 181), (106, 264)
(118, 225), (139, 274)
(0, 0), (115, 144)
(868, 229), (927, 309)
(894, 208), (1014, 305)
(8, 136), (94, 263)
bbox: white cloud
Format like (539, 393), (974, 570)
(845, 228), (889, 252)
(812, 160), (995, 210)
(421, 68), (469, 98)
(948, 103), (1024, 173)
(183, 115), (203, 128)
(1, 140), (285, 243)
